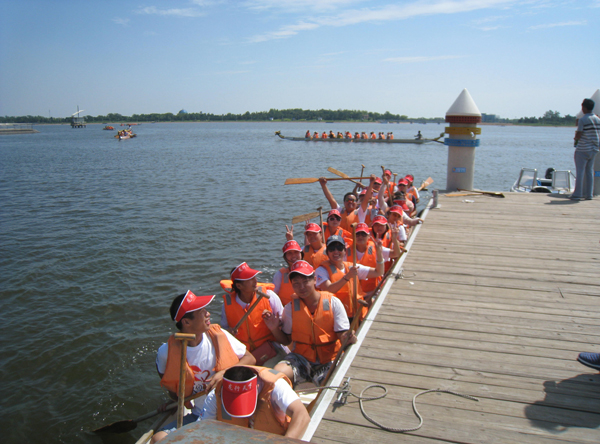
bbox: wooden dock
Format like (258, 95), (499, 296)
(308, 192), (600, 444)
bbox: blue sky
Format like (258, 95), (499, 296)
(1, 0), (598, 119)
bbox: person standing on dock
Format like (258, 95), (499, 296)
(266, 260), (356, 387)
(571, 98), (600, 201)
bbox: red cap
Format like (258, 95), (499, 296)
(221, 372), (258, 418)
(328, 209), (341, 218)
(283, 240), (302, 253)
(231, 262), (261, 281)
(374, 178), (383, 185)
(174, 290), (215, 322)
(304, 223), (321, 233)
(359, 189), (367, 195)
(384, 169), (392, 177)
(356, 223), (369, 234)
(289, 260), (314, 276)
(397, 178), (408, 185)
(372, 215), (388, 225)
(405, 174), (414, 182)
(389, 205), (404, 215)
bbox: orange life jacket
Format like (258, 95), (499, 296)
(216, 366), (292, 435)
(276, 267), (295, 306)
(291, 292), (341, 363)
(370, 133), (376, 139)
(303, 243), (327, 269)
(322, 132), (327, 138)
(319, 260), (365, 318)
(346, 242), (381, 292)
(220, 282), (277, 352)
(323, 222), (353, 247)
(160, 325), (239, 397)
(339, 208), (359, 232)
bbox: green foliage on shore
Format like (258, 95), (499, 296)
(0, 108), (577, 126)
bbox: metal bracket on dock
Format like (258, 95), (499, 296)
(333, 378), (351, 409)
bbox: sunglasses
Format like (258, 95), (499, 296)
(328, 216), (341, 221)
(327, 244), (345, 252)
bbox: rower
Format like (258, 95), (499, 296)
(272, 240), (304, 306)
(220, 262), (289, 366)
(415, 131), (422, 140)
(313, 131), (320, 139)
(345, 222), (402, 298)
(270, 260), (357, 387)
(405, 174), (420, 204)
(305, 130), (311, 139)
(152, 292), (255, 443)
(315, 235), (384, 320)
(322, 131), (327, 139)
(319, 175), (376, 231)
(302, 222), (328, 269)
(329, 130), (335, 139)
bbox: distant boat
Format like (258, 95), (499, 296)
(275, 131), (444, 145)
(103, 125), (114, 130)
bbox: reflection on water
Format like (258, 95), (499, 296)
(0, 122), (576, 443)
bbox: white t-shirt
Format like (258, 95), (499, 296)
(281, 296), (349, 336)
(219, 290), (284, 329)
(156, 329), (247, 416)
(199, 378), (299, 424)
(314, 263), (371, 288)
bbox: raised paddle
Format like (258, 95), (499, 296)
(326, 167), (366, 188)
(232, 289), (270, 335)
(318, 207), (325, 243)
(417, 177), (434, 191)
(360, 164), (365, 184)
(175, 333), (196, 428)
(350, 223), (359, 321)
(93, 389), (209, 434)
(285, 176), (369, 185)
(291, 208), (331, 225)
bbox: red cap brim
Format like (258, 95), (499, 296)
(221, 375), (258, 418)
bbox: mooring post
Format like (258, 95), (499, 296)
(445, 89), (482, 191)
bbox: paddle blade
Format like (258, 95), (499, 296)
(284, 177), (319, 185)
(327, 167), (349, 178)
(93, 419), (137, 434)
(292, 211), (320, 224)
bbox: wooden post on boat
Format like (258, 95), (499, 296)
(318, 207), (325, 243)
(351, 223), (358, 319)
(445, 89), (482, 191)
(174, 333), (196, 429)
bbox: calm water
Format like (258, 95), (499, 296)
(0, 122), (576, 443)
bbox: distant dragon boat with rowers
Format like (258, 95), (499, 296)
(275, 131), (444, 145)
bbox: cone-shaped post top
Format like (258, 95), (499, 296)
(446, 88), (481, 117)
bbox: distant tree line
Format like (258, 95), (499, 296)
(0, 108), (577, 126)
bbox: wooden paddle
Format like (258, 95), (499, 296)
(93, 389), (208, 434)
(175, 333), (196, 428)
(232, 289), (270, 335)
(457, 188), (505, 198)
(285, 176), (369, 185)
(360, 164), (365, 185)
(417, 177), (434, 191)
(351, 223), (359, 320)
(291, 209), (331, 225)
(318, 207), (325, 243)
(326, 167), (366, 188)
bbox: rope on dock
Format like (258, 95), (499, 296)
(305, 382), (479, 433)
(355, 386), (479, 433)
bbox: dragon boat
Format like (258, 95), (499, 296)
(275, 131), (444, 145)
